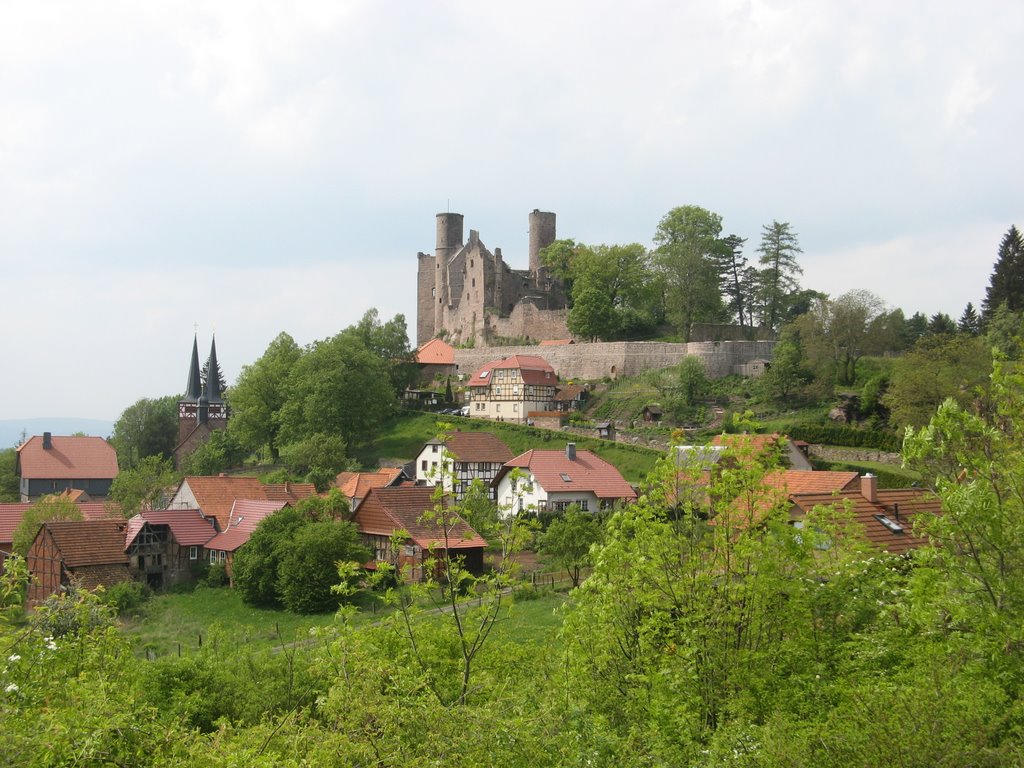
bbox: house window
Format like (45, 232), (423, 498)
(421, 460), (428, 471)
(496, 403), (501, 412)
(578, 500), (589, 511)
(495, 386), (501, 396)
(210, 550), (217, 563)
(513, 404), (519, 413)
(403, 545), (416, 557)
(432, 444), (439, 453)
(189, 546), (198, 560)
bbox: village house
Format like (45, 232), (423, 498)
(15, 433), (119, 502)
(414, 337), (457, 383)
(204, 499), (288, 585)
(466, 354), (558, 423)
(351, 486), (487, 582)
(124, 508), (218, 589)
(167, 475), (316, 530)
(493, 443), (637, 516)
(334, 468), (404, 511)
(26, 519), (132, 607)
(414, 431), (513, 500)
(0, 500), (117, 565)
(710, 432), (814, 471)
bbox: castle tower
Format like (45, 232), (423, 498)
(528, 209), (556, 274)
(177, 335), (203, 442)
(434, 212), (464, 333)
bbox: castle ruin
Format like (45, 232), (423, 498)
(416, 210), (571, 346)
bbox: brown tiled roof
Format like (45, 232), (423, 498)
(554, 384), (587, 402)
(443, 432), (513, 464)
(497, 449), (637, 501)
(789, 488), (941, 554)
(44, 520), (129, 568)
(416, 338), (455, 365)
(56, 489), (92, 502)
(128, 509), (218, 547)
(178, 477), (316, 529)
(468, 355), (557, 388)
(354, 487), (487, 550)
(16, 435), (118, 480)
(335, 468), (403, 500)
(0, 502), (118, 548)
(206, 499), (287, 552)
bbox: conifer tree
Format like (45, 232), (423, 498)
(959, 302), (980, 335)
(982, 225), (1024, 321)
(755, 220), (803, 331)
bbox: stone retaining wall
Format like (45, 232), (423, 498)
(452, 340), (775, 381)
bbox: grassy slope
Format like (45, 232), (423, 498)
(355, 411), (663, 485)
(124, 585), (569, 657)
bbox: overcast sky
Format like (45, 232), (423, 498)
(2, 1), (1021, 422)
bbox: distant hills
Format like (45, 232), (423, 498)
(0, 418), (115, 449)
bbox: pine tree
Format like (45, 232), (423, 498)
(755, 220), (803, 331)
(201, 355), (227, 399)
(715, 234), (749, 327)
(982, 225), (1024, 321)
(958, 302), (980, 336)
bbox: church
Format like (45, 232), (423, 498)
(173, 335), (228, 468)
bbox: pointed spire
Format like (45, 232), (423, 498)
(205, 335), (224, 404)
(184, 334), (202, 402)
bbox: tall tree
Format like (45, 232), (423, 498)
(959, 302), (981, 335)
(228, 332), (302, 461)
(653, 205), (726, 341)
(716, 234), (749, 327)
(755, 220), (803, 331)
(982, 225), (1024, 321)
(110, 396), (179, 470)
(344, 309), (416, 394)
(108, 455), (178, 517)
(928, 312), (957, 335)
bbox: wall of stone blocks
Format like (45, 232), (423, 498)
(453, 340), (776, 382)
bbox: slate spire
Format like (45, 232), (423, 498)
(184, 334), (202, 402)
(205, 335), (224, 404)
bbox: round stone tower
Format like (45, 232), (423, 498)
(434, 212), (464, 332)
(528, 209), (556, 274)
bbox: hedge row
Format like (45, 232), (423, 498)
(785, 424), (901, 453)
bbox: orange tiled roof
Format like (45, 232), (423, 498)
(354, 486), (487, 550)
(0, 501), (118, 548)
(497, 449), (637, 501)
(416, 338), (456, 365)
(789, 488), (941, 554)
(16, 435), (118, 481)
(335, 468), (403, 500)
(178, 476), (316, 529)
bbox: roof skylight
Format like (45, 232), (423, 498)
(874, 514), (904, 533)
(560, 473), (572, 482)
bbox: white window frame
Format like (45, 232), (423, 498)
(189, 546), (198, 560)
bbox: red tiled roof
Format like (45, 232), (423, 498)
(443, 432), (513, 464)
(206, 499), (287, 552)
(0, 501), (118, 548)
(130, 509), (218, 547)
(177, 476), (316, 529)
(468, 355), (557, 388)
(497, 449), (637, 501)
(354, 487), (487, 550)
(416, 338), (455, 365)
(16, 435), (118, 481)
(335, 468), (403, 500)
(43, 519), (129, 567)
(789, 488), (941, 554)
(762, 470), (860, 495)
(711, 432), (784, 455)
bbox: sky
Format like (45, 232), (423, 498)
(1, 1), (1021, 422)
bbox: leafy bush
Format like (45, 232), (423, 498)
(203, 562), (229, 587)
(102, 580), (151, 616)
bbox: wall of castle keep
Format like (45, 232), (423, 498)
(452, 340), (776, 381)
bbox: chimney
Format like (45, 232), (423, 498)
(42, 432), (52, 449)
(566, 442), (576, 461)
(861, 473), (877, 504)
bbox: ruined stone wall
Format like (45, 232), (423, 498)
(453, 340), (776, 381)
(485, 303), (570, 343)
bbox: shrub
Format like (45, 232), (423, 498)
(203, 562), (229, 587)
(102, 580), (151, 616)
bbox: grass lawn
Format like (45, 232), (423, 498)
(121, 586), (387, 657)
(355, 411), (663, 484)
(123, 582), (571, 658)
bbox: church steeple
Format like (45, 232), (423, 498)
(184, 334), (203, 402)
(205, 336), (224, 404)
